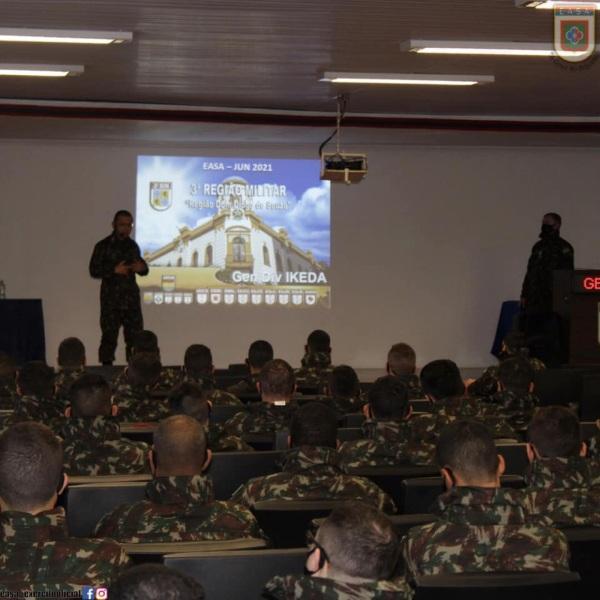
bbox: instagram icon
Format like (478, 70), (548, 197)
(96, 589), (109, 599)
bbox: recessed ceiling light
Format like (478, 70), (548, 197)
(320, 72), (494, 86)
(402, 40), (559, 57)
(0, 28), (132, 44)
(515, 1), (600, 8)
(0, 64), (84, 77)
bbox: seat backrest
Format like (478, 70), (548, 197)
(410, 399), (432, 413)
(535, 369), (583, 408)
(211, 404), (245, 425)
(63, 480), (147, 537)
(242, 432), (275, 451)
(561, 526), (600, 588)
(413, 572), (581, 600)
(119, 422), (157, 444)
(580, 373), (600, 420)
(343, 413), (365, 427)
(165, 548), (306, 600)
(208, 450), (283, 499)
(337, 427), (363, 442)
(496, 443), (529, 476)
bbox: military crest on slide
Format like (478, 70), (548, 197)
(149, 181), (173, 211)
(554, 4), (595, 63)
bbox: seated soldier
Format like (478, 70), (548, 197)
(59, 373), (150, 476)
(231, 402), (396, 513)
(402, 420), (569, 579)
(387, 342), (424, 399)
(326, 365), (365, 415)
(14, 361), (62, 423)
(168, 382), (251, 452)
(182, 344), (242, 406)
(223, 359), (297, 437)
(338, 376), (435, 470)
(294, 329), (333, 392)
(112, 564), (205, 600)
(0, 352), (17, 409)
(227, 339), (274, 396)
(0, 422), (129, 590)
(94, 415), (264, 542)
(113, 352), (170, 422)
(264, 502), (410, 599)
(525, 406), (600, 526)
(54, 337), (86, 407)
(485, 356), (539, 433)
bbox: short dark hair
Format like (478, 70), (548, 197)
(290, 402), (337, 448)
(0, 422), (63, 511)
(259, 359), (295, 398)
(318, 502), (400, 580)
(184, 344), (213, 377)
(387, 343), (416, 376)
(498, 357), (534, 393)
(306, 329), (331, 353)
(153, 415), (207, 474)
(420, 360), (464, 401)
(69, 373), (112, 417)
(113, 209), (133, 222)
(328, 365), (360, 399)
(502, 330), (528, 357)
(368, 376), (409, 420)
(544, 212), (562, 226)
(436, 420), (499, 483)
(168, 382), (209, 423)
(133, 330), (159, 355)
(127, 352), (161, 387)
(111, 564), (205, 600)
(0, 352), (16, 380)
(527, 406), (580, 458)
(57, 337), (86, 368)
(248, 340), (274, 370)
(17, 361), (55, 398)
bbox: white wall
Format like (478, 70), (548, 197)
(2, 132), (599, 368)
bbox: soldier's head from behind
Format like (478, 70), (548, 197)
(127, 352), (162, 388)
(67, 373), (117, 419)
(151, 415), (211, 477)
(527, 406), (585, 462)
(436, 420), (505, 490)
(305, 329), (331, 356)
(258, 359), (295, 404)
(247, 340), (274, 374)
(420, 359), (464, 403)
(500, 330), (528, 359)
(184, 344), (213, 379)
(367, 376), (410, 421)
(328, 365), (360, 400)
(57, 337), (86, 369)
(132, 330), (159, 357)
(498, 357), (534, 395)
(0, 351), (16, 385)
(168, 382), (210, 427)
(113, 209), (134, 240)
(16, 361), (55, 399)
(387, 343), (417, 377)
(542, 212), (561, 235)
(0, 422), (66, 513)
(307, 502), (400, 581)
(290, 402), (337, 449)
(111, 564), (204, 600)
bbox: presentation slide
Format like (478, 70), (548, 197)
(135, 155), (331, 308)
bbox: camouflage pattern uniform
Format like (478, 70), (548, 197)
(402, 486), (569, 579)
(338, 419), (435, 470)
(264, 575), (413, 600)
(524, 456), (600, 526)
(112, 366), (181, 393)
(113, 381), (170, 422)
(588, 428), (600, 458)
(223, 401), (296, 436)
(328, 393), (366, 416)
(397, 373), (424, 400)
(94, 474), (264, 542)
(13, 394), (63, 423)
(231, 446), (396, 513)
(0, 507), (129, 589)
(58, 416), (150, 476)
(484, 389), (539, 433)
(54, 367), (85, 407)
(207, 423), (254, 452)
(295, 352), (333, 392)
(89, 232), (148, 364)
(227, 373), (259, 396)
(180, 373), (244, 407)
(0, 377), (16, 410)
(468, 357), (545, 398)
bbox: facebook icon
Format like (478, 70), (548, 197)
(82, 587), (96, 600)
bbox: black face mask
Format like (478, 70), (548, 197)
(540, 224), (557, 238)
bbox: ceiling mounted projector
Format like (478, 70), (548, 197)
(320, 152), (368, 184)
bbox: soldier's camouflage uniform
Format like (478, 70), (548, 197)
(484, 389), (539, 433)
(468, 357), (545, 398)
(0, 376), (16, 410)
(231, 446), (396, 513)
(524, 456), (600, 526)
(207, 423), (254, 452)
(59, 416), (150, 476)
(113, 381), (170, 422)
(588, 429), (600, 458)
(402, 486), (569, 579)
(264, 575), (413, 600)
(180, 373), (244, 407)
(327, 393), (366, 416)
(113, 366), (180, 393)
(13, 393), (63, 423)
(94, 474), (264, 542)
(338, 419), (436, 470)
(223, 401), (296, 436)
(0, 507), (129, 589)
(396, 373), (424, 400)
(295, 351), (333, 392)
(54, 367), (85, 407)
(89, 232), (149, 364)
(227, 373), (259, 397)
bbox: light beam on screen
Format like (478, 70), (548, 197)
(135, 156), (331, 309)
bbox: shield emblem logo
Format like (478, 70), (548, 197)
(554, 5), (595, 63)
(143, 292), (154, 305)
(305, 292), (317, 306)
(265, 291), (276, 305)
(278, 291), (290, 305)
(238, 289), (249, 305)
(149, 182), (173, 211)
(174, 294), (183, 304)
(164, 293), (173, 304)
(224, 289), (235, 305)
(196, 289), (208, 304)
(251, 291), (263, 305)
(292, 290), (303, 305)
(210, 289), (222, 304)
(184, 293), (193, 305)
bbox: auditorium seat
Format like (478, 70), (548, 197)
(580, 373), (600, 420)
(164, 548), (306, 600)
(400, 475), (525, 514)
(535, 368), (583, 408)
(211, 404), (245, 424)
(413, 572), (581, 600)
(562, 525), (600, 593)
(411, 399), (432, 413)
(343, 413), (365, 427)
(119, 422), (157, 444)
(242, 432), (276, 451)
(337, 427), (363, 442)
(496, 443), (529, 476)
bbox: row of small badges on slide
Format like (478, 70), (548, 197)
(143, 288), (321, 306)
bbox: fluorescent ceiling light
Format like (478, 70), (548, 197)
(321, 72), (494, 86)
(0, 64), (84, 77)
(402, 40), (558, 57)
(0, 28), (132, 44)
(515, 1), (600, 8)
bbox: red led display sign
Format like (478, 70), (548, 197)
(572, 273), (600, 293)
